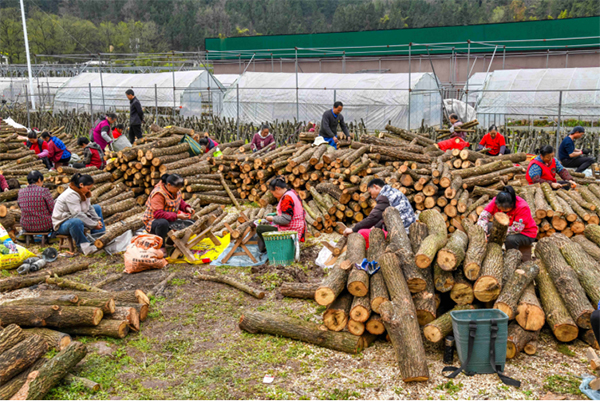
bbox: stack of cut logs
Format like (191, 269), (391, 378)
(0, 324), (91, 399)
(0, 262), (151, 338)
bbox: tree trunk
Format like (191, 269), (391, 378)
(413, 284), (436, 326)
(195, 272), (266, 299)
(347, 268), (369, 297)
(584, 223), (600, 247)
(535, 263), (579, 342)
(40, 289), (149, 306)
(0, 305), (103, 328)
(97, 191), (134, 208)
(340, 232), (366, 270)
(365, 314), (386, 335)
(423, 305), (475, 343)
(445, 176), (463, 199)
(506, 322), (539, 359)
(515, 284), (545, 332)
(145, 143), (190, 160)
(63, 374), (100, 392)
(0, 335), (48, 386)
(279, 282), (318, 299)
(0, 359), (44, 400)
(0, 324), (25, 355)
(533, 187), (551, 218)
(22, 328), (71, 351)
(194, 195), (233, 205)
(541, 182), (564, 215)
(104, 206), (145, 226)
(457, 190), (470, 213)
(12, 341), (87, 400)
(488, 212), (509, 245)
(315, 267), (350, 306)
(571, 234), (600, 263)
(453, 160), (514, 179)
(369, 271), (389, 315)
(579, 329), (600, 350)
(379, 301), (429, 382)
(450, 268), (474, 305)
(368, 144), (432, 164)
(63, 320), (129, 339)
(437, 230), (468, 271)
(473, 243), (504, 302)
(323, 291), (352, 332)
(463, 195), (489, 218)
(0, 262), (90, 292)
(462, 167), (522, 188)
(239, 311), (373, 354)
(502, 248), (522, 284)
(475, 152), (527, 166)
(434, 262), (455, 293)
(415, 209), (447, 269)
(536, 237), (594, 329)
(45, 277), (106, 293)
(384, 125), (435, 146)
(494, 260), (539, 320)
(462, 219), (487, 280)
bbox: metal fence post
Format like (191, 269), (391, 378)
(88, 83), (94, 128)
(295, 48), (299, 122)
(333, 89), (336, 104)
(99, 56), (106, 112)
(154, 84), (158, 124)
(556, 90), (563, 151)
(25, 84), (31, 128)
(172, 63), (176, 121)
(408, 43), (411, 130)
(236, 83), (240, 140)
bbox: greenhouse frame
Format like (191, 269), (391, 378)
(219, 72), (442, 130)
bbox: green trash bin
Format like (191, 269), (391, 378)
(451, 309), (509, 374)
(263, 231), (297, 266)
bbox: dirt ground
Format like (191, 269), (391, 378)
(0, 238), (596, 400)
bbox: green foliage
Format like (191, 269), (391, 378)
(543, 374), (581, 395)
(435, 380), (464, 396)
(1, 0), (597, 62)
(556, 343), (576, 357)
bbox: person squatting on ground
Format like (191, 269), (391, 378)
(73, 137), (105, 169)
(18, 171), (54, 233)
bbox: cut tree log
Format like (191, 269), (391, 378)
(315, 267), (350, 306)
(423, 305), (475, 343)
(350, 295), (372, 323)
(279, 282), (318, 299)
(63, 374), (100, 392)
(239, 311), (374, 354)
(0, 305), (103, 328)
(571, 235), (600, 263)
(195, 272), (265, 299)
(340, 233), (366, 270)
(45, 277), (106, 293)
(0, 262), (90, 292)
(323, 291), (353, 332)
(22, 328), (71, 351)
(506, 322), (539, 359)
(365, 314), (385, 335)
(0, 324), (25, 355)
(0, 334), (48, 386)
(502, 249), (522, 285)
(434, 262), (455, 293)
(473, 243), (504, 302)
(541, 182), (564, 215)
(347, 319), (365, 336)
(494, 261), (539, 320)
(437, 230), (468, 271)
(515, 284), (545, 331)
(580, 330), (600, 350)
(535, 237), (594, 329)
(462, 219), (487, 281)
(415, 209), (447, 269)
(584, 224), (600, 247)
(535, 263), (579, 342)
(94, 215), (145, 249)
(11, 341), (87, 400)
(62, 320), (129, 339)
(0, 359), (44, 400)
(488, 212), (509, 245)
(450, 269), (474, 305)
(368, 228), (389, 314)
(110, 306), (140, 331)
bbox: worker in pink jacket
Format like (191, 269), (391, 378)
(476, 186), (537, 262)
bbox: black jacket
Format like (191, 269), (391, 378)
(129, 97), (144, 125)
(353, 195), (388, 232)
(319, 109), (350, 139)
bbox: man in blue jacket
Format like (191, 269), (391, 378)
(558, 126), (595, 173)
(318, 101), (349, 149)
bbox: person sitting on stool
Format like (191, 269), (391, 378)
(558, 126), (595, 173)
(526, 145), (576, 189)
(477, 125), (508, 156)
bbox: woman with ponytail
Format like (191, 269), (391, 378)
(476, 186), (537, 261)
(142, 174), (195, 253)
(256, 176), (306, 254)
(52, 173), (105, 252)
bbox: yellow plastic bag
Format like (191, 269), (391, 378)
(167, 234), (230, 264)
(0, 223), (35, 270)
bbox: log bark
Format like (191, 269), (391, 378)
(473, 243), (504, 302)
(340, 232), (366, 271)
(0, 262), (90, 292)
(39, 290), (149, 306)
(239, 311), (373, 354)
(315, 267), (350, 306)
(195, 272), (265, 299)
(368, 145), (432, 164)
(494, 260), (539, 320)
(0, 305), (103, 328)
(515, 284), (546, 332)
(450, 268), (474, 305)
(434, 262), (455, 293)
(571, 234), (600, 263)
(350, 295), (372, 323)
(584, 224), (600, 247)
(22, 328), (71, 351)
(502, 248), (522, 285)
(535, 262), (579, 342)
(437, 230), (468, 271)
(462, 219), (487, 281)
(279, 282), (318, 299)
(534, 187), (551, 218)
(323, 291), (352, 331)
(0, 335), (48, 386)
(379, 300), (429, 382)
(0, 359), (44, 400)
(423, 305), (475, 343)
(12, 341), (87, 400)
(536, 237), (594, 329)
(62, 320), (129, 339)
(452, 160), (513, 179)
(461, 167), (522, 188)
(63, 374), (100, 392)
(488, 212), (509, 245)
(541, 182), (564, 215)
(475, 152), (527, 166)
(110, 306), (140, 331)
(445, 176), (463, 199)
(45, 277), (106, 293)
(580, 329), (600, 350)
(368, 228), (389, 314)
(0, 324), (25, 355)
(506, 323), (539, 359)
(415, 209), (447, 269)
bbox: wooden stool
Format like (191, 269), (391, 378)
(57, 235), (75, 252)
(23, 232), (50, 247)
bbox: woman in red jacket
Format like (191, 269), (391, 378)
(476, 186), (538, 261)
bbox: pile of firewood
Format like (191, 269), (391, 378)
(0, 324), (91, 399)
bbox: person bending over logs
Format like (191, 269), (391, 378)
(52, 173), (105, 253)
(19, 130), (52, 169)
(251, 124), (276, 152)
(198, 136), (220, 154)
(257, 176), (306, 254)
(476, 186), (537, 261)
(477, 125), (508, 156)
(18, 170), (54, 233)
(343, 178), (416, 247)
(526, 145), (576, 189)
(74, 137), (105, 170)
(41, 131), (72, 170)
(142, 174), (195, 255)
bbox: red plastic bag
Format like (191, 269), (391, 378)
(124, 234), (168, 274)
(437, 137), (470, 151)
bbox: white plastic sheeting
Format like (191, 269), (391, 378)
(1, 77), (70, 104)
(219, 72), (442, 129)
(460, 72), (490, 104)
(214, 74), (240, 89)
(476, 68), (600, 117)
(53, 71), (222, 116)
(444, 99), (476, 123)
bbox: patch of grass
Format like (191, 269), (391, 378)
(170, 278), (188, 286)
(435, 380), (463, 396)
(556, 343), (576, 357)
(322, 388), (361, 400)
(255, 271), (281, 290)
(543, 374), (581, 395)
(315, 304), (327, 314)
